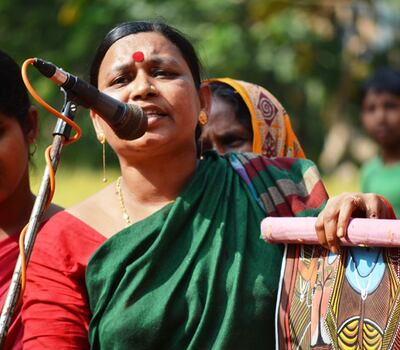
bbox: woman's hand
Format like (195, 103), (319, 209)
(315, 192), (395, 253)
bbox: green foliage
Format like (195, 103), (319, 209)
(2, 0), (400, 167)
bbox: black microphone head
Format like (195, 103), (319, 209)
(113, 104), (148, 140)
(32, 59), (147, 140)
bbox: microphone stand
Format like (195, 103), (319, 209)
(0, 93), (78, 348)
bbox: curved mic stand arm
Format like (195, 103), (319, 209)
(0, 94), (78, 348)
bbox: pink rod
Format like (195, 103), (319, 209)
(261, 217), (400, 247)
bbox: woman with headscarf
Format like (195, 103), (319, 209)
(201, 78), (304, 158)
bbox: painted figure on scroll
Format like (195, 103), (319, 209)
(21, 20), (393, 349)
(277, 243), (400, 349)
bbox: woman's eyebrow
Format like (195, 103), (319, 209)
(108, 62), (132, 74)
(110, 56), (179, 72)
(147, 56), (180, 66)
(104, 56), (181, 81)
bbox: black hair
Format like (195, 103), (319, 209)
(90, 20), (202, 89)
(209, 82), (253, 135)
(361, 68), (400, 101)
(0, 50), (31, 133)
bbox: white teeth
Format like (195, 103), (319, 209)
(146, 112), (166, 117)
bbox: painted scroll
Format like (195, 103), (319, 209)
(262, 217), (400, 350)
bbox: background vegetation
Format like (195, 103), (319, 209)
(1, 0), (399, 205)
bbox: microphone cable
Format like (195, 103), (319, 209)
(22, 58), (82, 143)
(16, 59), (83, 305)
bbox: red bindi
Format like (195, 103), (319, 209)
(132, 51), (144, 62)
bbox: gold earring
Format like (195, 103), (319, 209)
(199, 138), (204, 160)
(97, 132), (107, 183)
(198, 110), (208, 125)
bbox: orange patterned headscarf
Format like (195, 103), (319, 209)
(205, 78), (305, 158)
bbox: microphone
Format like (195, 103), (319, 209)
(32, 58), (147, 140)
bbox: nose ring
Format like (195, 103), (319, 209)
(149, 85), (156, 92)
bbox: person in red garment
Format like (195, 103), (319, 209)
(0, 50), (61, 349)
(21, 21), (394, 349)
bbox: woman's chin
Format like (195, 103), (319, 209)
(118, 131), (173, 152)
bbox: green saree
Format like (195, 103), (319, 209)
(86, 152), (327, 349)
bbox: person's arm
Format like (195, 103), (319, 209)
(231, 153), (395, 252)
(315, 192), (395, 253)
(22, 212), (105, 349)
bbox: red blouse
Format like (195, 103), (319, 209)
(22, 211), (105, 349)
(0, 233), (22, 350)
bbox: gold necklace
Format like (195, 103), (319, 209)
(115, 176), (132, 226)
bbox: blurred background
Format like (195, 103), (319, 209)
(1, 0), (399, 207)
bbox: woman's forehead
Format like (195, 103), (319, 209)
(100, 32), (184, 70)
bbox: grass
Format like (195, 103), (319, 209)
(323, 173), (360, 197)
(31, 165), (120, 208)
(31, 164), (361, 208)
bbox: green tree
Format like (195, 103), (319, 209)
(1, 0), (399, 169)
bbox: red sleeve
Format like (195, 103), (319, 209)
(0, 235), (23, 350)
(22, 211), (105, 349)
